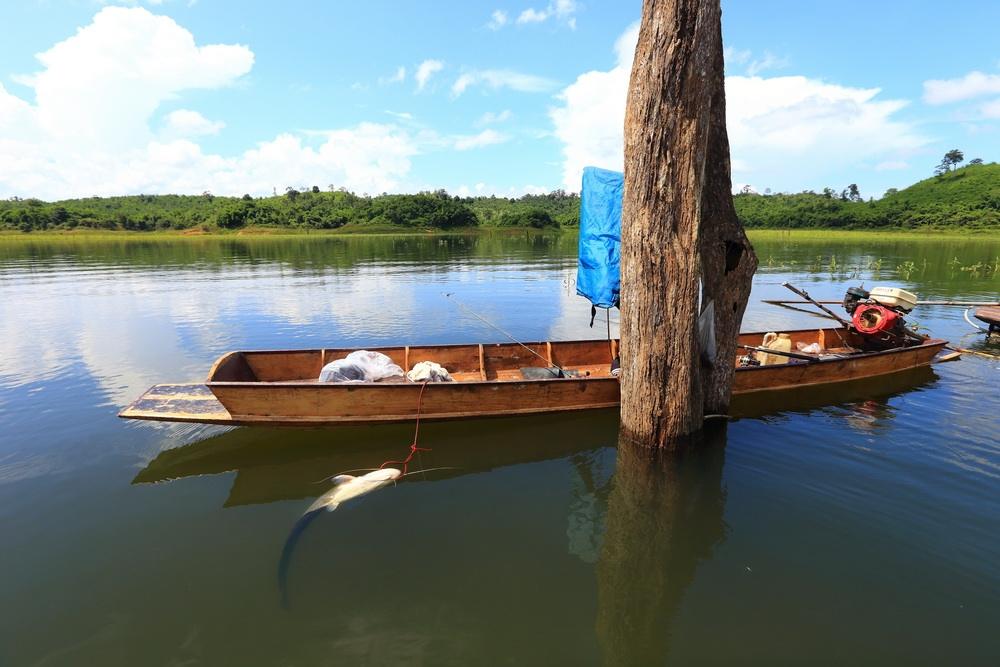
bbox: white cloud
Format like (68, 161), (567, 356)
(13, 6), (252, 153)
(379, 66), (406, 85)
(550, 22), (926, 192)
(453, 182), (549, 197)
(476, 109), (512, 126)
(876, 160), (910, 171)
(549, 22), (637, 190)
(487, 9), (508, 30)
(0, 8), (419, 199)
(924, 71), (1000, 105)
(161, 109), (224, 138)
(517, 8), (548, 24)
(453, 129), (508, 150)
(724, 46), (752, 67)
(980, 98), (1000, 119)
(415, 59), (444, 91)
(452, 69), (556, 97)
(725, 46), (788, 76)
(516, 0), (577, 27)
(384, 110), (414, 121)
(455, 182), (489, 196)
(745, 51), (789, 76)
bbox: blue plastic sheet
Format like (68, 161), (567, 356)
(576, 166), (622, 309)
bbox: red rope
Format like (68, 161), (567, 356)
(378, 380), (431, 476)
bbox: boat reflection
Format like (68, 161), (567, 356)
(133, 408), (621, 507)
(730, 364), (938, 419)
(134, 364), (939, 511)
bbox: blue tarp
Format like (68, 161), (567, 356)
(576, 166), (622, 309)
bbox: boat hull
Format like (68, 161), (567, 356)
(119, 329), (947, 426)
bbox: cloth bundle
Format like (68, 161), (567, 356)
(406, 361), (452, 383)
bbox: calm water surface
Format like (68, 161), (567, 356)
(1, 233), (998, 665)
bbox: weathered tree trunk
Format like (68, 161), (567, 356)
(620, 0), (757, 446)
(698, 5), (758, 415)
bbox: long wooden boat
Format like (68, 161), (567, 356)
(119, 327), (947, 426)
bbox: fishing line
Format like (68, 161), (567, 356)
(378, 380), (432, 476)
(443, 292), (568, 375)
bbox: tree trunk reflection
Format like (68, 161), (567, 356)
(596, 422), (728, 665)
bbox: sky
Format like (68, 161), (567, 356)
(1, 0), (999, 201)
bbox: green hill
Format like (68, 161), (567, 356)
(883, 162), (1000, 206)
(734, 162), (1000, 231)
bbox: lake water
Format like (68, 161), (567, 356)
(1, 232), (998, 665)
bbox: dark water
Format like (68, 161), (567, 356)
(1, 233), (998, 665)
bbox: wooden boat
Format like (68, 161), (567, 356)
(119, 326), (947, 426)
(972, 306), (1000, 334)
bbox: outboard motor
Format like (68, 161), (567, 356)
(843, 285), (918, 349)
(842, 286), (870, 315)
(852, 303), (900, 335)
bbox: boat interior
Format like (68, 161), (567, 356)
(206, 327), (876, 385)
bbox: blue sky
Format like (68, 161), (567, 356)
(1, 0), (999, 200)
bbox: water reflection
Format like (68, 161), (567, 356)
(731, 365), (938, 420)
(596, 423), (728, 666)
(4, 233), (1000, 665)
(134, 409), (620, 507)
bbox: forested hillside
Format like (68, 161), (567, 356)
(2, 162), (999, 233)
(734, 162), (1000, 231)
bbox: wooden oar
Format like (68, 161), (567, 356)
(738, 344), (830, 363)
(764, 299), (1000, 307)
(942, 345), (1000, 360)
(765, 298), (995, 360)
(934, 351), (963, 363)
(781, 282), (852, 327)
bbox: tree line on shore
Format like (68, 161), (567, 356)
(2, 160), (998, 233)
(0, 188), (580, 233)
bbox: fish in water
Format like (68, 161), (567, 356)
(308, 467), (402, 512)
(277, 468), (401, 609)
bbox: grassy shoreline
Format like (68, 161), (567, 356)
(2, 226), (1000, 242)
(0, 225), (559, 240)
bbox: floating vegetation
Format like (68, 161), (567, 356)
(954, 257), (1000, 277)
(868, 258), (883, 272)
(960, 262), (985, 277)
(896, 260), (917, 279)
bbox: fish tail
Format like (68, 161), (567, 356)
(277, 508), (324, 610)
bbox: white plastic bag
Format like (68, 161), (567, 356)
(698, 300), (717, 365)
(318, 350), (404, 383)
(406, 361), (452, 383)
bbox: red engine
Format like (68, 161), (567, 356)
(852, 304), (899, 335)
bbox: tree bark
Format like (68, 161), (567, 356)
(620, 0), (757, 446)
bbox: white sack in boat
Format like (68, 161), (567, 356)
(318, 350), (404, 383)
(406, 361), (453, 383)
